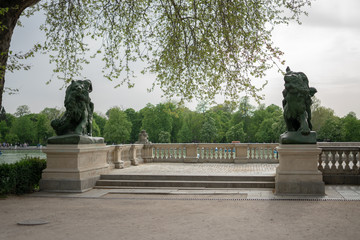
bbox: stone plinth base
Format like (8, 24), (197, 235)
(40, 144), (110, 192)
(275, 144), (325, 195)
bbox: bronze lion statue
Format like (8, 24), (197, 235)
(51, 80), (94, 136)
(280, 67), (317, 143)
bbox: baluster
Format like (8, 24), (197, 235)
(344, 150), (351, 171)
(353, 150), (359, 171)
(210, 148), (214, 160)
(324, 150), (330, 171)
(330, 151), (337, 172)
(269, 147), (274, 160)
(173, 148), (177, 159)
(263, 147), (269, 160)
(338, 150), (344, 172)
(214, 147), (218, 159)
(156, 148), (160, 159)
(155, 148), (159, 159)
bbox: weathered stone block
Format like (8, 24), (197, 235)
(40, 144), (110, 192)
(275, 144), (325, 195)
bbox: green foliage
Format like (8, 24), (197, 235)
(177, 120), (193, 143)
(141, 103), (173, 143)
(40, 107), (64, 121)
(342, 112), (360, 142)
(176, 109), (203, 143)
(211, 105), (232, 142)
(200, 114), (217, 143)
(158, 131), (171, 143)
(10, 115), (37, 144)
(0, 157), (47, 196)
(93, 112), (107, 136)
(35, 114), (55, 144)
(4, 133), (19, 144)
(5, 98), (360, 144)
(14, 105), (31, 117)
(104, 107), (132, 144)
(4, 0), (311, 105)
(318, 117), (344, 142)
(125, 108), (143, 143)
(311, 105), (335, 132)
(92, 118), (101, 137)
(226, 122), (246, 143)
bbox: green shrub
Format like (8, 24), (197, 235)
(0, 157), (46, 196)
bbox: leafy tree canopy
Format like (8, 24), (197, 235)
(1, 0), (312, 109)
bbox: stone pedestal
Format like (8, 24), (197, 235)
(275, 144), (325, 195)
(40, 144), (110, 192)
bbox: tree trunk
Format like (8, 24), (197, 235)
(0, 0), (41, 110)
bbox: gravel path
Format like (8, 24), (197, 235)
(0, 195), (358, 240)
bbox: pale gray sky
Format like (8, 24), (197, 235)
(3, 0), (360, 117)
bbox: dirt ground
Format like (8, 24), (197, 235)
(0, 195), (359, 240)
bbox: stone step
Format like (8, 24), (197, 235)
(95, 179), (275, 188)
(99, 174), (275, 182)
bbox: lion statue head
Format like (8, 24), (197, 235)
(51, 80), (94, 136)
(282, 67), (317, 135)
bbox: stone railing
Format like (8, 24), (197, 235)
(104, 143), (360, 183)
(318, 146), (360, 184)
(105, 144), (145, 169)
(145, 143), (279, 164)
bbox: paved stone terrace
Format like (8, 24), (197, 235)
(33, 163), (360, 201)
(109, 163), (278, 176)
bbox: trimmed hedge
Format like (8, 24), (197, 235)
(0, 157), (46, 195)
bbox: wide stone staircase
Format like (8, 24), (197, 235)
(94, 174), (275, 189)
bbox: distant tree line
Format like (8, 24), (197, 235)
(1, 97), (359, 145)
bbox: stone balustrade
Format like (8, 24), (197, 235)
(318, 147), (359, 174)
(103, 142), (360, 184)
(140, 143), (278, 164)
(318, 146), (360, 184)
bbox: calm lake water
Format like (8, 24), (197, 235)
(0, 149), (46, 164)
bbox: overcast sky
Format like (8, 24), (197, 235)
(3, 0), (360, 117)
